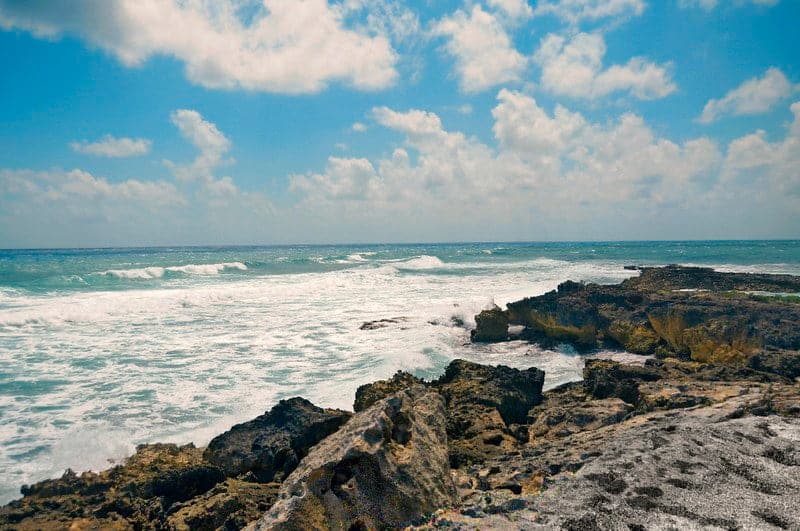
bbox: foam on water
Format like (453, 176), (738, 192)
(99, 262), (247, 279)
(1, 241), (798, 504)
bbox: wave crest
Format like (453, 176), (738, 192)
(100, 262), (247, 280)
(394, 255), (445, 270)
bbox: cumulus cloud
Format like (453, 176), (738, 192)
(721, 101), (800, 197)
(433, 5), (527, 93)
(166, 109), (232, 185)
(0, 168), (182, 206)
(487, 0), (533, 20)
(0, 0), (398, 94)
(291, 90), (720, 216)
(286, 95), (800, 239)
(70, 135), (151, 157)
(533, 32), (676, 100)
(533, 0), (645, 24)
(678, 0), (779, 10)
(698, 68), (796, 123)
(352, 122), (368, 132)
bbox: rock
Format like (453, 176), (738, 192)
(529, 411), (800, 530)
(433, 360), (544, 467)
(167, 479), (280, 531)
(353, 371), (424, 412)
(623, 264), (800, 293)
(749, 349), (800, 380)
(470, 306), (509, 342)
(0, 443), (224, 530)
(204, 398), (352, 482)
(359, 317), (408, 330)
(528, 396), (633, 441)
(250, 386), (457, 530)
(583, 359), (661, 404)
(473, 266), (800, 376)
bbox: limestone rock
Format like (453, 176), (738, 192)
(582, 359), (661, 404)
(433, 360), (544, 466)
(470, 306), (509, 342)
(353, 371), (423, 412)
(250, 386), (457, 530)
(204, 398), (351, 482)
(167, 479), (280, 531)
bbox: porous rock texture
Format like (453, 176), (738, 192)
(473, 265), (800, 375)
(248, 386), (457, 530)
(204, 397), (352, 482)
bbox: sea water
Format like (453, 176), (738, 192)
(1, 240), (799, 503)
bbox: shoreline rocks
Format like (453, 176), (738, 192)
(204, 398), (351, 483)
(472, 265), (800, 378)
(250, 386), (457, 530)
(2, 265), (799, 530)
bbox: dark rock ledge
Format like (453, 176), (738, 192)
(1, 266), (798, 530)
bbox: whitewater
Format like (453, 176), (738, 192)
(1, 241), (799, 503)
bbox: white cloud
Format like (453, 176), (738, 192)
(534, 32), (676, 100)
(292, 90), (721, 219)
(352, 122), (368, 132)
(487, 0), (533, 20)
(0, 0), (398, 94)
(721, 101), (800, 197)
(70, 135), (151, 157)
(166, 109), (232, 184)
(698, 67), (795, 123)
(433, 5), (527, 93)
(0, 168), (182, 206)
(533, 0), (645, 24)
(678, 0), (779, 11)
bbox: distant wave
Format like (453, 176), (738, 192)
(393, 255), (445, 270)
(99, 262), (248, 280)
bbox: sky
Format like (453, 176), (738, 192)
(0, 0), (798, 247)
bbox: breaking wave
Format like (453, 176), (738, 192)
(99, 262), (248, 280)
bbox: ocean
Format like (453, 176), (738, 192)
(1, 240), (799, 503)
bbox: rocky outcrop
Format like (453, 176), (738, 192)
(623, 264), (800, 292)
(0, 443), (225, 530)
(353, 371), (423, 412)
(250, 386), (457, 530)
(432, 360), (545, 467)
(474, 266), (800, 377)
(167, 479), (280, 531)
(470, 306), (509, 342)
(204, 398), (351, 482)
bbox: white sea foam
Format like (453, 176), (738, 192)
(0, 255), (640, 504)
(100, 262), (247, 279)
(393, 255), (445, 270)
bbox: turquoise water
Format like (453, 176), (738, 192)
(1, 240), (798, 503)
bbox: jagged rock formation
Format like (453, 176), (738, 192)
(204, 397), (351, 482)
(432, 360), (544, 467)
(353, 371), (423, 412)
(473, 265), (800, 374)
(250, 386), (457, 530)
(0, 443), (226, 530)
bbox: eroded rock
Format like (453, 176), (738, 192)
(250, 386), (457, 530)
(433, 359), (544, 467)
(204, 397), (351, 482)
(470, 306), (509, 342)
(353, 371), (423, 412)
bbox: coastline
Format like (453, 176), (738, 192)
(1, 265), (799, 529)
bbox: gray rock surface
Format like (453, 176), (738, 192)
(204, 397), (351, 482)
(249, 386), (457, 530)
(420, 396), (800, 530)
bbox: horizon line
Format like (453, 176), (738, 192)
(2, 238), (799, 252)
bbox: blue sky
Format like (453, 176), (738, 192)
(0, 0), (798, 247)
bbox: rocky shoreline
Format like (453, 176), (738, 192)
(2, 266), (799, 530)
